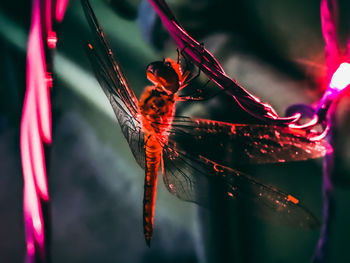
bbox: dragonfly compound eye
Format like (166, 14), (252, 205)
(146, 61), (180, 93)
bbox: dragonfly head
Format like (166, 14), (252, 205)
(146, 59), (180, 94)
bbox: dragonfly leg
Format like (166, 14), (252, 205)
(178, 79), (228, 102)
(178, 43), (203, 89)
(182, 66), (201, 88)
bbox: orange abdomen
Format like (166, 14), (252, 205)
(143, 135), (162, 246)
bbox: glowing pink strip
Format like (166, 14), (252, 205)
(21, 0), (68, 261)
(56, 0), (69, 22)
(23, 0), (50, 203)
(312, 1), (341, 261)
(45, 0), (52, 34)
(21, 0), (50, 260)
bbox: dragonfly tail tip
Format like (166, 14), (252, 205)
(145, 237), (152, 247)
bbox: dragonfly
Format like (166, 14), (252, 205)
(82, 0), (330, 246)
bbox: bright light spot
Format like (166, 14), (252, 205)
(33, 217), (43, 236)
(287, 195), (299, 204)
(47, 30), (57, 49)
(329, 62), (350, 92)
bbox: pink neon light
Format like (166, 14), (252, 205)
(21, 0), (49, 260)
(45, 0), (52, 34)
(321, 0), (339, 76)
(24, 0), (50, 200)
(21, 0), (69, 261)
(56, 0), (69, 22)
(289, 0), (349, 135)
(329, 62), (350, 91)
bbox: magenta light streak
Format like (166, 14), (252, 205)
(45, 0), (52, 34)
(21, 0), (69, 261)
(23, 0), (50, 201)
(21, 0), (50, 260)
(55, 0), (69, 22)
(321, 0), (339, 76)
(312, 1), (348, 262)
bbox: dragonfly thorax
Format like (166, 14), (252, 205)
(139, 85), (176, 139)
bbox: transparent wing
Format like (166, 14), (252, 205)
(83, 0), (145, 168)
(162, 142), (319, 229)
(82, 0), (140, 117)
(164, 116), (330, 168)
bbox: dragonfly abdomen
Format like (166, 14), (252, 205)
(143, 135), (162, 246)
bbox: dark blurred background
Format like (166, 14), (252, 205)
(0, 0), (350, 262)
